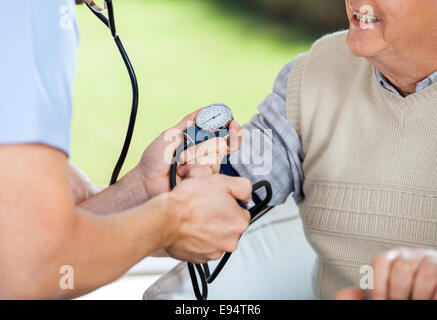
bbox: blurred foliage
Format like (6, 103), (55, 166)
(72, 0), (350, 184)
(72, 0), (318, 184)
(217, 0), (349, 34)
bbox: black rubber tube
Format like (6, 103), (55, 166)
(86, 1), (139, 186)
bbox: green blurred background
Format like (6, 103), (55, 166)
(72, 0), (348, 184)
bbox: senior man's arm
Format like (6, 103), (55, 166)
(228, 60), (305, 206)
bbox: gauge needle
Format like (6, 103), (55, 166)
(204, 114), (221, 124)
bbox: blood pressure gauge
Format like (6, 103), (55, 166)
(196, 104), (233, 131)
(184, 104), (234, 148)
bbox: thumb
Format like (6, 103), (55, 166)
(227, 120), (243, 154)
(335, 287), (367, 300)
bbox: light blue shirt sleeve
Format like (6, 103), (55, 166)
(0, 0), (79, 155)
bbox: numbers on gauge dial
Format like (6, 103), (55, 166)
(196, 105), (232, 131)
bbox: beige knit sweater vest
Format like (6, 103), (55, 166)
(286, 31), (437, 299)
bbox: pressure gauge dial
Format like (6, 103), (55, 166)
(196, 104), (233, 132)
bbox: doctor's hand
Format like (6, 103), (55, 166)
(127, 109), (242, 202)
(176, 120), (242, 178)
(164, 174), (252, 263)
(335, 248), (437, 300)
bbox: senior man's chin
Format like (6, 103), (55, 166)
(346, 23), (385, 58)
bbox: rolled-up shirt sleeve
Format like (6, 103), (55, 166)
(0, 0), (79, 155)
(230, 61), (305, 206)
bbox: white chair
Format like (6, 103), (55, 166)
(143, 196), (318, 300)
